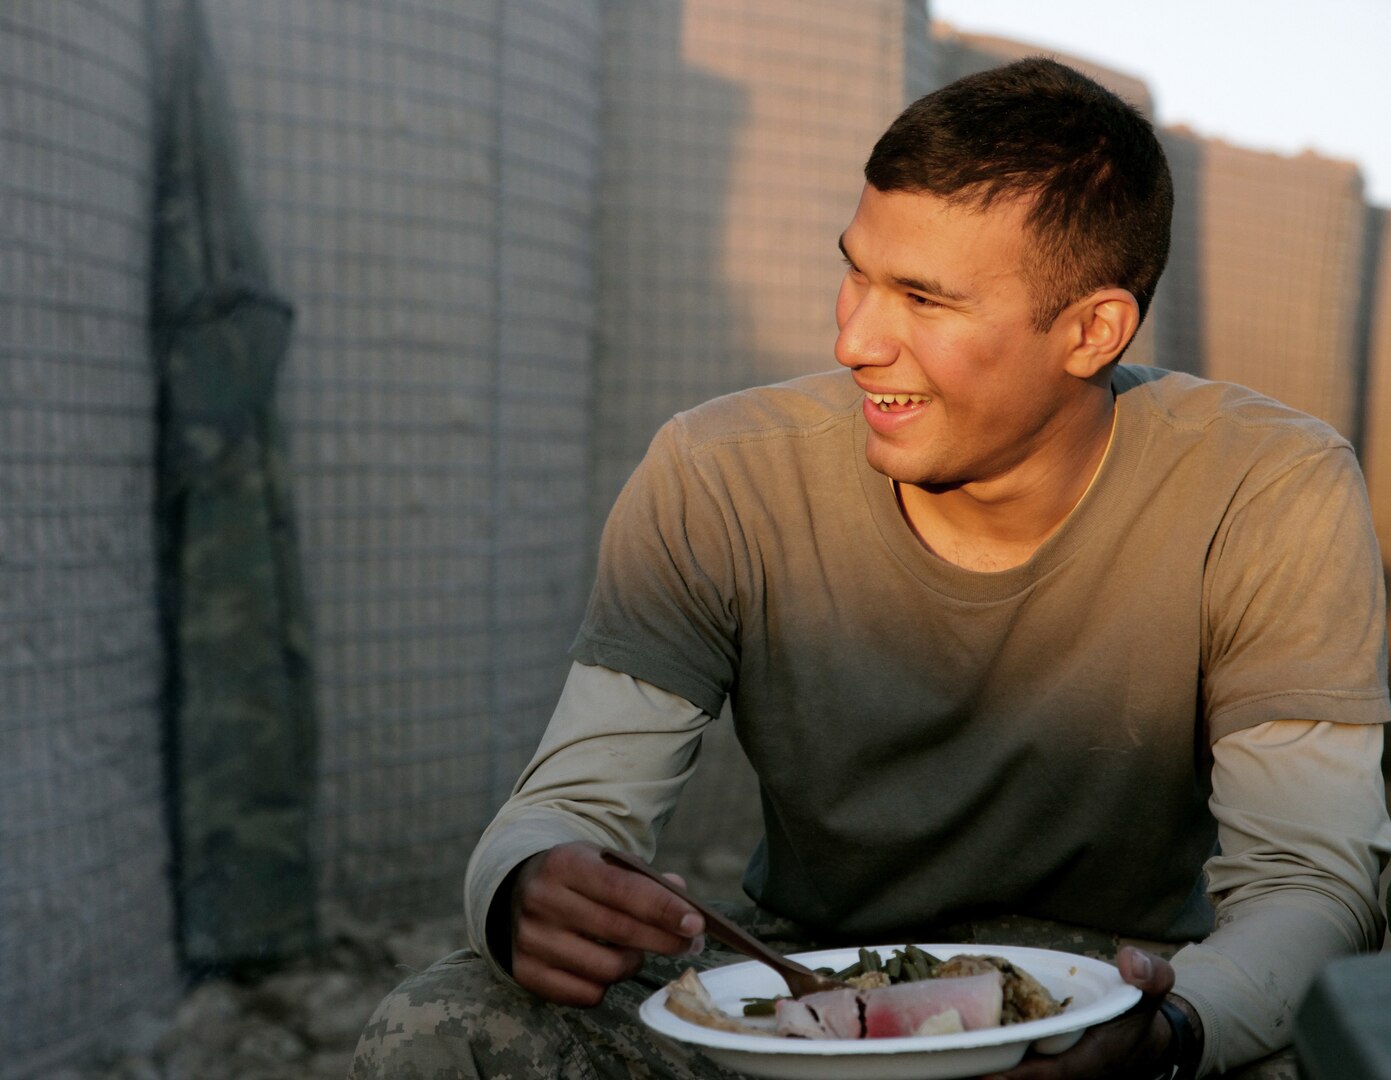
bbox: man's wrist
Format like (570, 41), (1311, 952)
(485, 862), (528, 974)
(1155, 994), (1204, 1079)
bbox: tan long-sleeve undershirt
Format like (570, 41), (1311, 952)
(464, 663), (1390, 1076)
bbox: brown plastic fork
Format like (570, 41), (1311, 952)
(600, 847), (844, 998)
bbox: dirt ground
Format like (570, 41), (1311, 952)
(48, 909), (464, 1080)
(45, 719), (762, 1080)
(45, 721), (1376, 1080)
(48, 845), (749, 1080)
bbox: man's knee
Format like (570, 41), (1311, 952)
(352, 948), (750, 1080)
(351, 949), (578, 1080)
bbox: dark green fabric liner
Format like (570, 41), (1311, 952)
(151, 0), (317, 970)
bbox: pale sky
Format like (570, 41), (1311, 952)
(930, 0), (1391, 206)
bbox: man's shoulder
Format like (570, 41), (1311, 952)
(1114, 364), (1351, 454)
(669, 370), (862, 451)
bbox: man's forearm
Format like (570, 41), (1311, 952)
(1176, 720), (1391, 1074)
(1171, 899), (1359, 1074)
(462, 662), (714, 977)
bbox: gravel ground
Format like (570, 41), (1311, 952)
(47, 848), (747, 1080)
(49, 909), (466, 1080)
(41, 850), (1386, 1080)
(37, 677), (760, 1080)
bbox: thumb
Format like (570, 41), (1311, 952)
(1116, 946), (1175, 997)
(659, 872), (705, 953)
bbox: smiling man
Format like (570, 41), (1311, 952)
(837, 186), (1126, 571)
(353, 59), (1391, 1080)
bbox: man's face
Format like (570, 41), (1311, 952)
(835, 184), (1088, 492)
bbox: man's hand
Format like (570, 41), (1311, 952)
(509, 841), (706, 1006)
(985, 946), (1179, 1079)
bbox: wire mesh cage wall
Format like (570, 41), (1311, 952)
(0, 1), (181, 1074)
(1361, 210), (1391, 544)
(2, 5), (931, 1068)
(192, 0), (604, 921)
(194, 0), (937, 917)
(591, 0), (933, 892)
(591, 0), (928, 522)
(5, 0), (1388, 1072)
(1176, 138), (1369, 440)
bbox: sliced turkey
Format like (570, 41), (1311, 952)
(774, 970), (1004, 1039)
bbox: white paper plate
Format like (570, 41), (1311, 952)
(639, 943), (1142, 1080)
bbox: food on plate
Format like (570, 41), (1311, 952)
(776, 971), (1004, 1038)
(662, 969), (773, 1036)
(932, 953), (1069, 1025)
(662, 947), (1070, 1040)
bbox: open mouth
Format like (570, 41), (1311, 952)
(866, 392), (931, 412)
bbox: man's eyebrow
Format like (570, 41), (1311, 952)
(837, 234), (971, 303)
(892, 273), (972, 303)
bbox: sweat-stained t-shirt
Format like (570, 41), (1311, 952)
(465, 668), (1388, 1075)
(566, 364), (1388, 944)
(464, 364), (1391, 1073)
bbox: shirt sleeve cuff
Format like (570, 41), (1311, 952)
(462, 810), (617, 986)
(1171, 900), (1362, 1075)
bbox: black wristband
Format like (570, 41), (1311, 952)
(1157, 997), (1201, 1080)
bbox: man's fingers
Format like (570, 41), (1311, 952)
(661, 871), (688, 890)
(524, 878), (697, 956)
(517, 844), (703, 952)
(1115, 946), (1175, 998)
(508, 843), (712, 1005)
(512, 940), (644, 1007)
(514, 921), (646, 985)
(545, 846), (704, 944)
(587, 858), (705, 937)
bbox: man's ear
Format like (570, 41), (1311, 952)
(1063, 288), (1140, 378)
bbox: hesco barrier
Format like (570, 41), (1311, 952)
(6, 3), (1390, 1075)
(191, 0), (607, 926)
(0, 1), (179, 1074)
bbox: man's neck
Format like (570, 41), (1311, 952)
(896, 395), (1117, 572)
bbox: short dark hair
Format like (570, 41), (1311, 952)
(865, 56), (1172, 332)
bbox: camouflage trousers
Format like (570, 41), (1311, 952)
(348, 908), (1300, 1080)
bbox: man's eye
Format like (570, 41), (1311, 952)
(908, 293), (940, 308)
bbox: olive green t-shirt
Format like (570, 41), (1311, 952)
(571, 365), (1390, 943)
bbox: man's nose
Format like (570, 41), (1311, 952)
(835, 291), (899, 369)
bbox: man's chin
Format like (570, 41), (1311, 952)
(864, 446), (948, 489)
(873, 464), (969, 497)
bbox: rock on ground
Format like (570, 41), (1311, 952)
(50, 849), (750, 1080)
(57, 909), (465, 1080)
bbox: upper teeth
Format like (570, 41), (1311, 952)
(867, 393), (930, 405)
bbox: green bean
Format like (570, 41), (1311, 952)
(907, 944), (942, 969)
(818, 945), (950, 989)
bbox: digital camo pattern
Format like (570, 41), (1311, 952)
(349, 906), (1298, 1079)
(152, 0), (316, 967)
